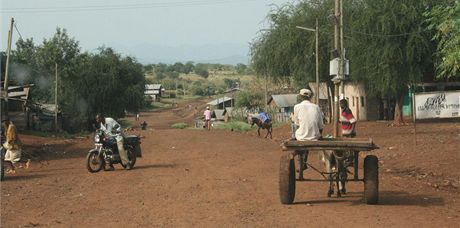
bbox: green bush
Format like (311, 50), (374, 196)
(215, 121), (252, 132)
(171, 123), (188, 129)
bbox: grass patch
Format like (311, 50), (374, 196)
(20, 129), (88, 139)
(171, 122), (188, 129)
(214, 121), (252, 132)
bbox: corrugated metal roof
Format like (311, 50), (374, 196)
(207, 96), (233, 106)
(145, 84), (162, 90)
(269, 94), (298, 108)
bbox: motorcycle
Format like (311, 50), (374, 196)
(86, 129), (142, 172)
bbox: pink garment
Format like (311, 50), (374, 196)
(204, 110), (211, 120)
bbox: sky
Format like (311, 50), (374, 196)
(1, 0), (294, 64)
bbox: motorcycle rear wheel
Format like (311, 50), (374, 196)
(86, 151), (103, 173)
(121, 147), (136, 169)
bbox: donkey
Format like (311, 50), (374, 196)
(318, 150), (353, 197)
(249, 116), (273, 139)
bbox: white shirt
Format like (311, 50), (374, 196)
(293, 100), (324, 141)
(100, 117), (122, 136)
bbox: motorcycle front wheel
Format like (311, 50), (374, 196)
(86, 150), (103, 173)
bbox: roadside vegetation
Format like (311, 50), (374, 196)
(214, 121), (252, 132)
(171, 123), (188, 129)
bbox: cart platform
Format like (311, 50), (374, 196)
(281, 137), (379, 152)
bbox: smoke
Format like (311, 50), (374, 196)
(76, 97), (88, 115)
(10, 63), (32, 84)
(37, 75), (51, 89)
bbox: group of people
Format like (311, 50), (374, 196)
(290, 88), (357, 170)
(291, 88), (356, 141)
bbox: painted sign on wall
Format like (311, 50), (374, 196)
(414, 91), (460, 119)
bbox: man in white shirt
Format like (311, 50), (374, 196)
(292, 88), (324, 171)
(293, 88), (324, 141)
(96, 113), (131, 171)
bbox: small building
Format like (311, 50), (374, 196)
(207, 96), (234, 109)
(145, 84), (163, 101)
(267, 94), (298, 123)
(0, 84), (34, 129)
(213, 109), (229, 122)
(342, 83), (379, 121)
(27, 103), (62, 131)
(309, 82), (331, 122)
(267, 94), (298, 113)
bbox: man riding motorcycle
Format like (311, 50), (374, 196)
(95, 113), (131, 171)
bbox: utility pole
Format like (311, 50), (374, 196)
(55, 63), (58, 132)
(296, 19), (320, 105)
(264, 74), (268, 109)
(339, 0), (345, 96)
(3, 17), (14, 118)
(315, 18), (320, 105)
(333, 0), (340, 138)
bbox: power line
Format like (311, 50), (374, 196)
(347, 28), (426, 37)
(1, 0), (258, 13)
(14, 22), (23, 40)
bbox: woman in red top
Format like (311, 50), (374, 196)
(339, 99), (356, 137)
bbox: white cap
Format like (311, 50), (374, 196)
(206, 106), (210, 110)
(299, 88), (312, 97)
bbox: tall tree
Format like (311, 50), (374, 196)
(348, 0), (439, 124)
(425, 0), (460, 79)
(11, 29), (145, 132)
(251, 0), (445, 124)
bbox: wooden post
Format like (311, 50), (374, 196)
(3, 18), (14, 117)
(356, 97), (360, 121)
(412, 91), (417, 148)
(333, 0), (340, 138)
(315, 19), (320, 105)
(55, 63), (58, 132)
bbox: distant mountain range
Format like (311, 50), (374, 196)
(110, 43), (251, 65)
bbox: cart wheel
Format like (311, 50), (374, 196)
(364, 155), (379, 204)
(279, 154), (296, 204)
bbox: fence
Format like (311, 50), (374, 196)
(271, 112), (291, 123)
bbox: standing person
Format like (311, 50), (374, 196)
(136, 113), (140, 121)
(2, 118), (30, 173)
(203, 106), (212, 130)
(292, 89), (324, 169)
(339, 99), (356, 137)
(95, 113), (131, 171)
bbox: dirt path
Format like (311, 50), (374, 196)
(1, 101), (459, 227)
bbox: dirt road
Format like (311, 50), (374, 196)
(1, 100), (459, 227)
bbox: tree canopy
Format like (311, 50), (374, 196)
(251, 0), (452, 97)
(10, 28), (145, 132)
(250, 0), (454, 122)
(425, 0), (460, 79)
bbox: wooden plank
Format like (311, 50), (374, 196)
(281, 137), (379, 151)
